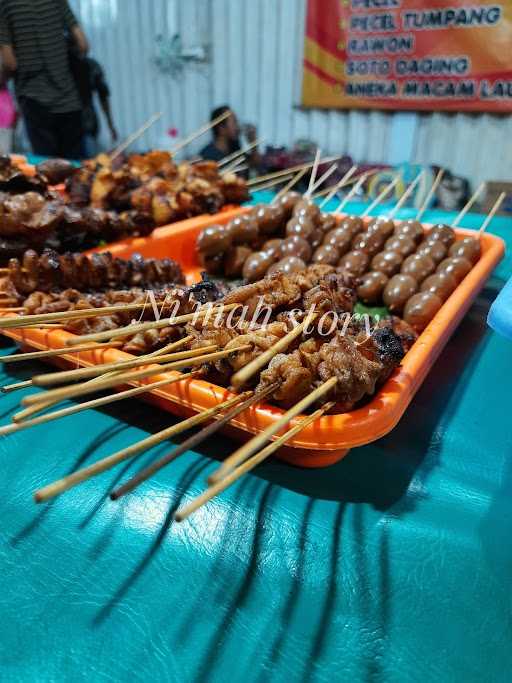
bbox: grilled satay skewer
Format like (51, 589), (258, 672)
(0, 300), (165, 329)
(64, 303), (238, 346)
(175, 402), (335, 522)
(20, 345), (253, 409)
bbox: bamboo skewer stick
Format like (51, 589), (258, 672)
(249, 174), (295, 193)
(0, 300), (163, 330)
(416, 168), (445, 221)
(319, 165), (357, 207)
(307, 163), (338, 196)
(0, 372), (200, 437)
(230, 309), (317, 389)
(110, 112), (163, 161)
(0, 341), (124, 363)
(362, 176), (400, 217)
(31, 345), (217, 387)
(1, 379), (32, 394)
(110, 383), (279, 500)
(334, 172), (370, 214)
(209, 377), (338, 484)
(21, 345), (253, 408)
(64, 303), (237, 347)
(306, 148), (321, 196)
(170, 110), (231, 155)
(247, 156), (340, 187)
(272, 167), (309, 204)
(453, 182), (485, 227)
(33, 392), (251, 504)
(219, 139), (262, 170)
(15, 337), (195, 420)
(0, 306), (24, 312)
(478, 192), (506, 236)
(175, 402), (335, 522)
(388, 171), (426, 219)
(222, 163), (248, 176)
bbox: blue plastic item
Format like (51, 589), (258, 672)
(488, 276), (512, 340)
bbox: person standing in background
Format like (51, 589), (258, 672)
(200, 105), (261, 173)
(69, 48), (118, 158)
(0, 62), (17, 153)
(0, 0), (89, 159)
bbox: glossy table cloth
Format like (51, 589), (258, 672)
(1, 203), (511, 682)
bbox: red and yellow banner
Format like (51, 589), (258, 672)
(302, 0), (512, 112)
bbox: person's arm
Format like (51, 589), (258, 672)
(0, 45), (16, 72)
(60, 0), (89, 55)
(94, 62), (117, 141)
(99, 93), (117, 142)
(0, 5), (16, 72)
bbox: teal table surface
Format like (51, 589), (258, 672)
(1, 203), (511, 682)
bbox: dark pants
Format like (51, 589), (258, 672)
(20, 98), (83, 159)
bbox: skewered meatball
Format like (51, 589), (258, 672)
(310, 228), (324, 249)
(228, 215), (259, 245)
(352, 231), (385, 256)
(338, 215), (364, 237)
(201, 252), (224, 275)
(449, 237), (481, 264)
(253, 205), (283, 235)
(338, 249), (369, 276)
(403, 292), (443, 332)
(400, 254), (436, 283)
(262, 238), (283, 260)
(357, 271), (389, 304)
(312, 244), (340, 266)
(323, 227), (352, 255)
(293, 198), (321, 223)
(385, 234), (416, 257)
(420, 272), (458, 300)
(267, 256), (307, 276)
(425, 224), (455, 247)
(197, 224), (231, 257)
(416, 240), (447, 264)
(395, 219), (424, 243)
(277, 191), (301, 215)
(280, 235), (312, 262)
(436, 256), (472, 283)
(320, 214), (337, 233)
(286, 216), (314, 240)
(224, 246), (252, 277)
(243, 251), (275, 282)
(383, 274), (418, 313)
(371, 250), (403, 276)
(367, 217), (395, 238)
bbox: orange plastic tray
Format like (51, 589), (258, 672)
(0, 210), (504, 467)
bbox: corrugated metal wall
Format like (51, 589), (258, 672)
(70, 0), (511, 188)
